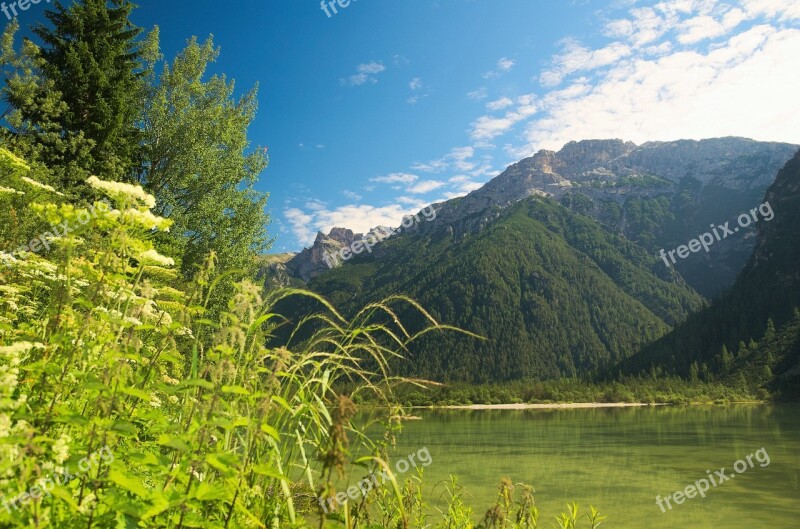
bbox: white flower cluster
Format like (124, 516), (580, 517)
(87, 175), (156, 208)
(20, 176), (63, 197)
(138, 249), (175, 267)
(0, 342), (43, 395)
(0, 185), (24, 195)
(51, 433), (71, 465)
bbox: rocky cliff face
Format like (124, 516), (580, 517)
(422, 137), (796, 237)
(266, 137), (797, 290)
(280, 226), (393, 282)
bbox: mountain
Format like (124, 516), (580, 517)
(413, 137), (797, 297)
(617, 148), (800, 397)
(266, 137), (798, 384)
(278, 226), (394, 283)
(289, 196), (703, 383)
(278, 137), (796, 297)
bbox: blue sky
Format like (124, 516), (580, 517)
(9, 0), (800, 252)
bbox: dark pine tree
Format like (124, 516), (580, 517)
(30, 0), (145, 186)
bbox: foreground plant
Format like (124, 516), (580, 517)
(0, 149), (603, 528)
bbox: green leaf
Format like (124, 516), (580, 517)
(222, 385), (250, 396)
(180, 378), (214, 390)
(120, 386), (151, 402)
(192, 482), (231, 502)
(260, 423), (279, 440)
(111, 421), (139, 438)
(157, 434), (192, 452)
(108, 467), (151, 498)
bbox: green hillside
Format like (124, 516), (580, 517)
(301, 197), (704, 383)
(617, 149), (800, 397)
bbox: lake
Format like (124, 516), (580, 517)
(363, 404), (800, 528)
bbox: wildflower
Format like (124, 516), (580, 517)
(0, 342), (43, 356)
(20, 176), (64, 196)
(0, 148), (29, 170)
(121, 208), (172, 232)
(137, 249), (175, 267)
(52, 433), (71, 464)
(87, 176), (156, 208)
(162, 374), (180, 385)
(0, 185), (24, 195)
(0, 413), (10, 438)
(168, 395), (179, 405)
(78, 492), (96, 514)
(0, 252), (18, 265)
(190, 468), (205, 482)
(150, 396), (163, 409)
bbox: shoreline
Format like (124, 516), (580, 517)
(439, 402), (665, 410)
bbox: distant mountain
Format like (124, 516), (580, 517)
(274, 137), (796, 297)
(418, 137), (797, 297)
(277, 227), (394, 283)
(617, 148), (800, 397)
(290, 196), (703, 383)
(265, 137), (798, 384)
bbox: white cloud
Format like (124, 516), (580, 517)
(409, 77), (422, 90)
(370, 173), (419, 184)
(343, 190), (362, 201)
(285, 202), (437, 247)
(407, 180), (446, 194)
(284, 208), (315, 245)
(522, 24), (800, 150)
(342, 62), (386, 86)
(487, 97), (514, 111)
(677, 8), (747, 44)
(498, 58), (515, 71)
(541, 39), (632, 87)
(467, 87), (488, 100)
(470, 95), (538, 141)
(412, 146), (476, 173)
(484, 57), (516, 79)
(305, 199), (327, 211)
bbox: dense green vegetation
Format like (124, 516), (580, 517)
(1, 2), (270, 295)
(0, 2), (607, 527)
(0, 148), (604, 529)
(303, 196), (703, 383)
(362, 378), (759, 408)
(618, 150), (800, 398)
(560, 177), (774, 297)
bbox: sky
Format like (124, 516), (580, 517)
(8, 0), (800, 252)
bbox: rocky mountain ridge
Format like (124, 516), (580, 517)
(267, 137), (797, 293)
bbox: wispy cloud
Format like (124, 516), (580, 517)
(285, 202), (434, 247)
(342, 61), (387, 86)
(467, 87), (488, 101)
(484, 57), (516, 78)
(486, 97), (514, 111)
(406, 180), (446, 194)
(370, 173), (419, 184)
(412, 146), (477, 173)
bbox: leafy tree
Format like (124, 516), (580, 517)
(138, 36), (271, 278)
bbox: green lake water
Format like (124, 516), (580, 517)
(360, 404), (800, 528)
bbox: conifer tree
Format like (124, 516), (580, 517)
(1, 0), (154, 194)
